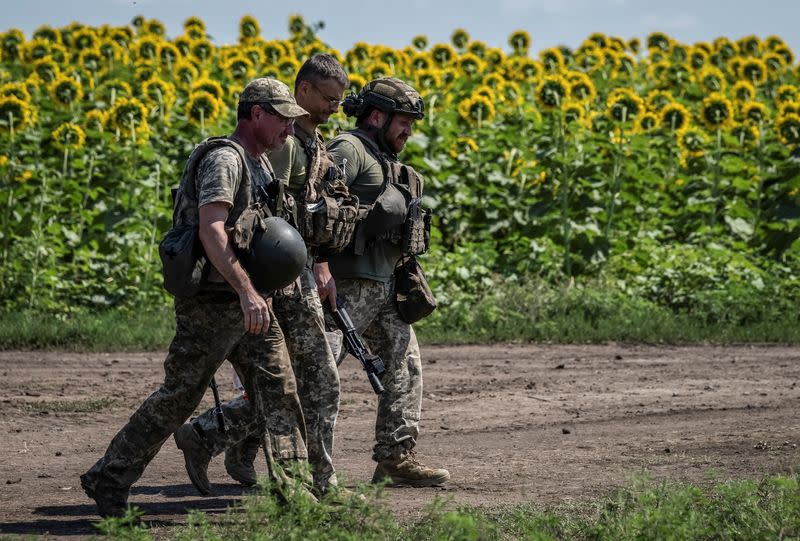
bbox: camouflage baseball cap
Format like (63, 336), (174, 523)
(239, 78), (308, 118)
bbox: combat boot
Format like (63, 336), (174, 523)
(174, 423), (213, 496)
(224, 437), (260, 486)
(80, 473), (129, 518)
(371, 451), (450, 487)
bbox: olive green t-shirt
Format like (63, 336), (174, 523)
(267, 133), (307, 201)
(326, 133), (403, 282)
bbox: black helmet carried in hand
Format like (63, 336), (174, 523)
(342, 77), (424, 120)
(239, 216), (307, 292)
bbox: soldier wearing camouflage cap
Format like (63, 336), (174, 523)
(180, 55), (358, 498)
(324, 77), (450, 487)
(80, 77), (312, 517)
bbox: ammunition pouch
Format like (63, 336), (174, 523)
(402, 197), (431, 256)
(299, 180), (359, 252)
(393, 255), (437, 324)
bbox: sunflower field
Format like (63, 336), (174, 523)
(1, 15), (799, 323)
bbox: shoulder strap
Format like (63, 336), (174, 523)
(173, 136), (255, 227)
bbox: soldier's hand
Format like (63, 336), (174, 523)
(240, 287), (271, 334)
(314, 261), (338, 312)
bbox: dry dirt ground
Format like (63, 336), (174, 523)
(1, 344), (799, 539)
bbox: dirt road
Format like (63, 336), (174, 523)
(1, 344), (798, 538)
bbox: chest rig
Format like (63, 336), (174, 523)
(294, 129), (359, 253)
(348, 130), (432, 257)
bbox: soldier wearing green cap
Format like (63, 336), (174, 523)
(325, 78), (450, 487)
(80, 77), (311, 518)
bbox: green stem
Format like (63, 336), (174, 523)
(710, 127), (722, 229)
(605, 132), (624, 240)
(29, 174), (49, 308)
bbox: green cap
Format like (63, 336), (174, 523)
(239, 78), (308, 118)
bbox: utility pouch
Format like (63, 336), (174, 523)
(393, 255), (437, 324)
(158, 224), (209, 297)
(402, 197), (431, 255)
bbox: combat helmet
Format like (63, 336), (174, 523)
(342, 77), (424, 120)
(238, 216), (307, 293)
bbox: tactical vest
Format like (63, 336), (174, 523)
(347, 130), (431, 257)
(293, 129), (359, 253)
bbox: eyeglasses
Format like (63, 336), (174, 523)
(258, 104), (294, 128)
(310, 83), (343, 107)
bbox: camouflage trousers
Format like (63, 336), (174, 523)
(331, 276), (423, 462)
(81, 291), (306, 494)
(191, 264), (340, 490)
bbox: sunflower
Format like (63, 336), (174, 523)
(430, 43), (456, 67)
(347, 74), (367, 94)
(185, 90), (222, 126)
(699, 92), (734, 129)
(587, 32), (608, 49)
(1, 29), (24, 62)
(186, 79), (221, 104)
(71, 27), (98, 51)
(779, 102), (800, 117)
(676, 126), (707, 165)
(22, 38), (52, 63)
(48, 74), (83, 107)
(190, 39), (215, 63)
(567, 72), (596, 103)
(696, 66), (726, 93)
(141, 77), (177, 109)
(740, 101), (770, 125)
(671, 43), (689, 64)
(0, 82), (31, 103)
(51, 122), (86, 151)
(412, 35), (428, 51)
(775, 114), (800, 147)
(636, 112), (659, 132)
(736, 35), (762, 57)
(508, 30), (531, 55)
(606, 88), (644, 124)
(712, 37), (738, 60)
(134, 62), (158, 83)
(563, 101), (586, 126)
(157, 42), (181, 69)
(84, 109), (108, 133)
(616, 54), (635, 77)
(457, 94), (496, 125)
(485, 48), (506, 68)
(739, 58), (767, 86)
(627, 38), (641, 54)
(415, 69), (442, 93)
(32, 24), (61, 44)
(730, 122), (759, 147)
(646, 32), (672, 52)
(378, 47), (407, 70)
(660, 102), (691, 132)
(345, 41), (371, 66)
(539, 47), (565, 72)
(96, 79), (132, 104)
(448, 136), (479, 159)
(576, 50), (604, 74)
(473, 85), (497, 103)
(131, 36), (160, 62)
(763, 52), (787, 77)
(501, 81), (525, 106)
(174, 58), (199, 86)
(0, 95), (34, 132)
(647, 48), (666, 64)
(288, 14), (306, 35)
(774, 45), (794, 67)
(451, 28), (470, 51)
(646, 89), (674, 112)
(222, 55), (256, 83)
(507, 57), (543, 82)
(535, 75), (569, 111)
(732, 80), (756, 103)
(78, 47), (105, 77)
(143, 19), (166, 37)
(457, 53), (485, 76)
(262, 40), (288, 65)
(239, 15), (261, 42)
(98, 39), (125, 65)
(482, 73), (507, 92)
(410, 52), (431, 72)
(468, 40), (488, 58)
(108, 96), (150, 139)
(183, 16), (205, 32)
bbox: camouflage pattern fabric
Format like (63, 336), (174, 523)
(81, 291), (306, 493)
(192, 262), (340, 490)
(328, 276), (423, 462)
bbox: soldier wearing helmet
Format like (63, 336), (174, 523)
(323, 78), (450, 487)
(80, 78), (312, 517)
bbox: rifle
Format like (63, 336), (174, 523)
(331, 297), (386, 394)
(209, 376), (226, 433)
